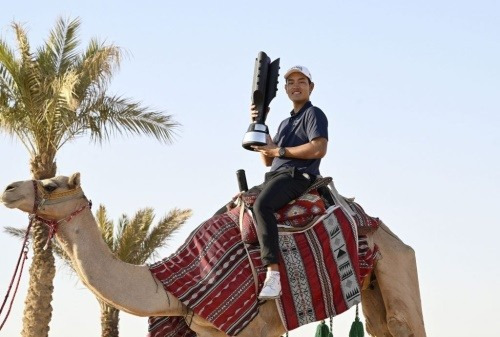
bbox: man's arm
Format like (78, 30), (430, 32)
(252, 137), (328, 161)
(283, 137), (328, 159)
(260, 153), (274, 167)
(258, 134), (274, 166)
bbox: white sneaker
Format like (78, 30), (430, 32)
(258, 271), (282, 300)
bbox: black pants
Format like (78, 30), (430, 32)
(253, 168), (312, 266)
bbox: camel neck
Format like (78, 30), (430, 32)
(53, 206), (185, 317)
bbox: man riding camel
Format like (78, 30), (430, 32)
(251, 65), (329, 299)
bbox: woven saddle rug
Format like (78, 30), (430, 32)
(148, 201), (375, 337)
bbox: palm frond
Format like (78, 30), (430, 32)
(0, 25), (37, 133)
(41, 70), (80, 152)
(11, 23), (47, 142)
(114, 214), (133, 260)
(115, 208), (154, 263)
(0, 37), (31, 145)
(0, 38), (25, 140)
(45, 17), (81, 75)
(64, 95), (179, 146)
(95, 205), (115, 251)
(129, 208), (154, 243)
(12, 23), (40, 101)
(12, 23), (31, 66)
(0, 39), (19, 98)
(138, 208), (192, 263)
(3, 226), (27, 239)
(73, 40), (121, 97)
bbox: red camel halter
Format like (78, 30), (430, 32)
(0, 179), (91, 331)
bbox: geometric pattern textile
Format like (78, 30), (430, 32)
(149, 213), (264, 336)
(358, 235), (379, 285)
(236, 189), (327, 244)
(273, 189), (327, 226)
(147, 206), (372, 336)
(343, 198), (380, 234)
(147, 316), (195, 337)
(275, 206), (361, 330)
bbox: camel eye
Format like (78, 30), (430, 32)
(43, 183), (58, 193)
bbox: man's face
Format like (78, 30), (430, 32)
(285, 72), (314, 104)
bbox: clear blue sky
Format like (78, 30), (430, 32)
(1, 1), (499, 336)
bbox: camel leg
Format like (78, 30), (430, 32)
(190, 315), (228, 337)
(373, 222), (426, 337)
(362, 280), (392, 336)
(189, 301), (285, 337)
(252, 300), (287, 337)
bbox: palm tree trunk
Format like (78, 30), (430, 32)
(30, 154), (57, 181)
(21, 157), (57, 337)
(21, 224), (55, 337)
(100, 301), (120, 337)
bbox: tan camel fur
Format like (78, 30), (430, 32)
(1, 173), (426, 337)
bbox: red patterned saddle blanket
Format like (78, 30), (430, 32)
(236, 185), (380, 244)
(234, 189), (327, 244)
(147, 185), (380, 337)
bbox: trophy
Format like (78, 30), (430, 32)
(242, 51), (280, 150)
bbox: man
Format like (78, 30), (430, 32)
(251, 65), (328, 299)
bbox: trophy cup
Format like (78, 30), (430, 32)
(242, 51), (280, 150)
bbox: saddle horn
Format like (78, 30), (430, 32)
(236, 169), (248, 192)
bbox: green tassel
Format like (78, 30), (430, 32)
(315, 320), (331, 337)
(349, 305), (364, 337)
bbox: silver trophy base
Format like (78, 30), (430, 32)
(242, 123), (269, 150)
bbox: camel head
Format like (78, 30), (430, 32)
(1, 173), (86, 220)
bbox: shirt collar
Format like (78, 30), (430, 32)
(289, 101), (312, 117)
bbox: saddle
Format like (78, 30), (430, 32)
(229, 177), (379, 244)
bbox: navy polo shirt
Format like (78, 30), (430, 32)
(270, 101), (328, 175)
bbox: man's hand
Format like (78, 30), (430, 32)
(250, 104), (270, 122)
(251, 141), (279, 158)
(250, 134), (275, 167)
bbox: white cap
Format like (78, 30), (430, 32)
(284, 65), (312, 81)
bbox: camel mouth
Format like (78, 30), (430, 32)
(0, 195), (23, 209)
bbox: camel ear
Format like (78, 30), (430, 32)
(68, 172), (81, 189)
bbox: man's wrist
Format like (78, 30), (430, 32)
(278, 147), (286, 158)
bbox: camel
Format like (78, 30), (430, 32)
(1, 173), (426, 337)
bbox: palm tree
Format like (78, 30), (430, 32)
(6, 205), (191, 337)
(0, 17), (179, 337)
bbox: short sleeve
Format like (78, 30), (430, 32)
(305, 107), (328, 141)
(273, 119), (287, 144)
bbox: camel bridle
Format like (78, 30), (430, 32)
(31, 180), (92, 250)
